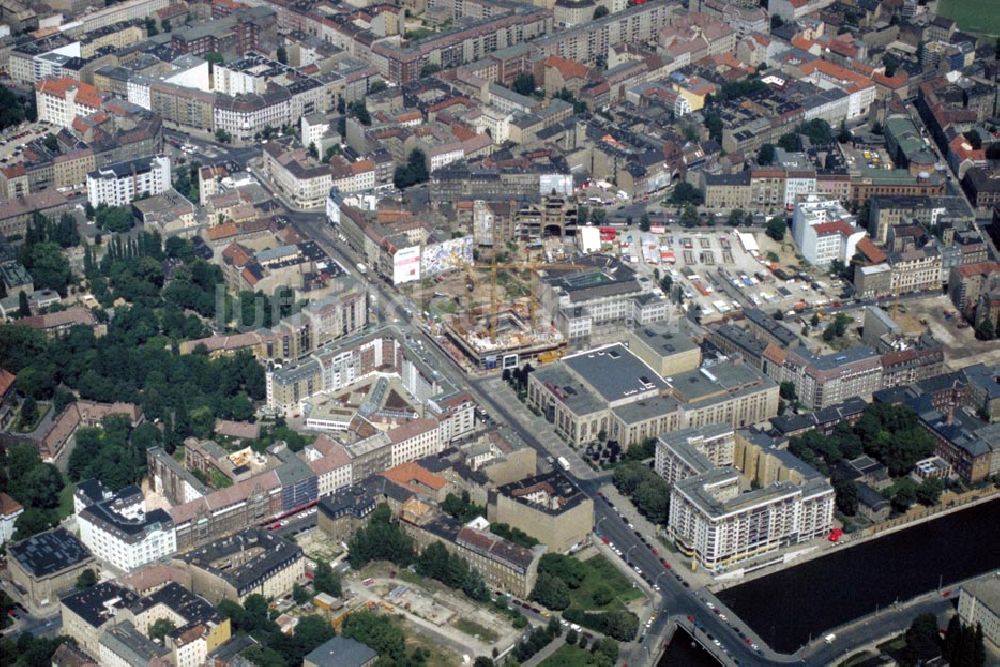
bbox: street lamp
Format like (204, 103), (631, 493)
(626, 544), (638, 564)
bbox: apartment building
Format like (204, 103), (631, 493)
(792, 194), (866, 267)
(35, 78), (103, 128)
(534, 1), (677, 66)
(655, 424), (735, 486)
(400, 499), (543, 598)
(180, 528), (305, 604)
(86, 155), (171, 207)
(488, 471), (594, 553)
(77, 486), (177, 573)
(763, 344), (883, 410)
(958, 576), (1000, 650)
(262, 143), (332, 209)
(949, 262), (1000, 319)
(668, 466), (834, 572)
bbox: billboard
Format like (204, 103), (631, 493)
(421, 235), (474, 278)
(539, 173), (572, 196)
(393, 246), (421, 285)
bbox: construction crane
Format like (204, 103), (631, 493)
(482, 257), (588, 340)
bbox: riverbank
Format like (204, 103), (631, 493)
(717, 498), (1000, 653)
(712, 489), (1000, 592)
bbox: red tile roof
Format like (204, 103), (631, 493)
(856, 237), (887, 264)
(0, 369), (15, 398)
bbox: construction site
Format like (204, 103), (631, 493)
(419, 248), (581, 372)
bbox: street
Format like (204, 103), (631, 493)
(283, 187), (956, 667)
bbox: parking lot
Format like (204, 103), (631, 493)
(615, 229), (849, 322)
(0, 121), (57, 161)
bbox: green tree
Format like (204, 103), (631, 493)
(313, 560), (341, 597)
(13, 507), (58, 538)
(393, 148), (430, 189)
(593, 5), (609, 18)
(833, 478), (858, 516)
(669, 182), (704, 206)
(368, 80), (388, 94)
(308, 142), (318, 159)
(76, 568), (97, 589)
(916, 477), (944, 506)
(349, 100), (371, 125)
(17, 290), (30, 318)
(892, 478), (917, 513)
(765, 216), (786, 241)
(341, 611), (406, 660)
(639, 213), (650, 232)
(19, 396), (38, 426)
(512, 72), (536, 96)
(204, 52), (224, 66)
(149, 618), (176, 641)
(778, 132), (801, 152)
(758, 143), (777, 165)
(974, 318), (996, 341)
(276, 45), (287, 64)
(20, 242), (71, 295)
(779, 381), (797, 401)
(530, 572), (570, 610)
(292, 583), (311, 605)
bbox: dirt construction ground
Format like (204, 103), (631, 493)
(884, 295), (1000, 369)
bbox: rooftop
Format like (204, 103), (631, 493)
(304, 636), (378, 667)
(562, 343), (666, 402)
(181, 528), (303, 596)
(9, 527), (93, 578)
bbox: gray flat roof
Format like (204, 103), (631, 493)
(668, 361), (775, 405)
(562, 344), (666, 402)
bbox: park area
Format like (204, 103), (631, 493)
(937, 0), (1000, 37)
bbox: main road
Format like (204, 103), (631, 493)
(285, 203), (934, 667)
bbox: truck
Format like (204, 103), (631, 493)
(556, 456), (571, 471)
(356, 262), (368, 275)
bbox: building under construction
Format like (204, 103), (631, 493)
(444, 308), (566, 371)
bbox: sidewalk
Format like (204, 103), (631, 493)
(522, 637), (565, 667)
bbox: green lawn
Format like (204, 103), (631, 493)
(453, 617), (499, 643)
(539, 644), (594, 667)
(937, 0), (1000, 36)
(57, 481), (76, 520)
(14, 402), (50, 433)
(570, 555), (643, 612)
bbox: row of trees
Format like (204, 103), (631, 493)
(416, 541), (490, 602)
(562, 607), (639, 642)
(900, 613), (986, 667)
(441, 490), (486, 523)
(612, 461), (671, 524)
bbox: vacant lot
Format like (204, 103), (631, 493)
(571, 553), (643, 612)
(937, 0), (1000, 36)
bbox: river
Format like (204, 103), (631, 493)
(717, 498), (1000, 653)
(657, 627), (720, 666)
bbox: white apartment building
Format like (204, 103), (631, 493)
(429, 144), (466, 172)
(389, 417), (443, 467)
(655, 424), (735, 486)
(300, 113), (330, 148)
(33, 43), (82, 83)
(668, 467), (834, 572)
(791, 194), (866, 267)
(87, 155), (171, 207)
(35, 78), (102, 128)
(262, 142), (332, 209)
(215, 91), (293, 145)
(78, 487), (177, 572)
(783, 171), (817, 207)
(304, 438), (354, 497)
(958, 576), (1000, 650)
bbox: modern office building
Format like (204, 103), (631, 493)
(791, 194), (866, 267)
